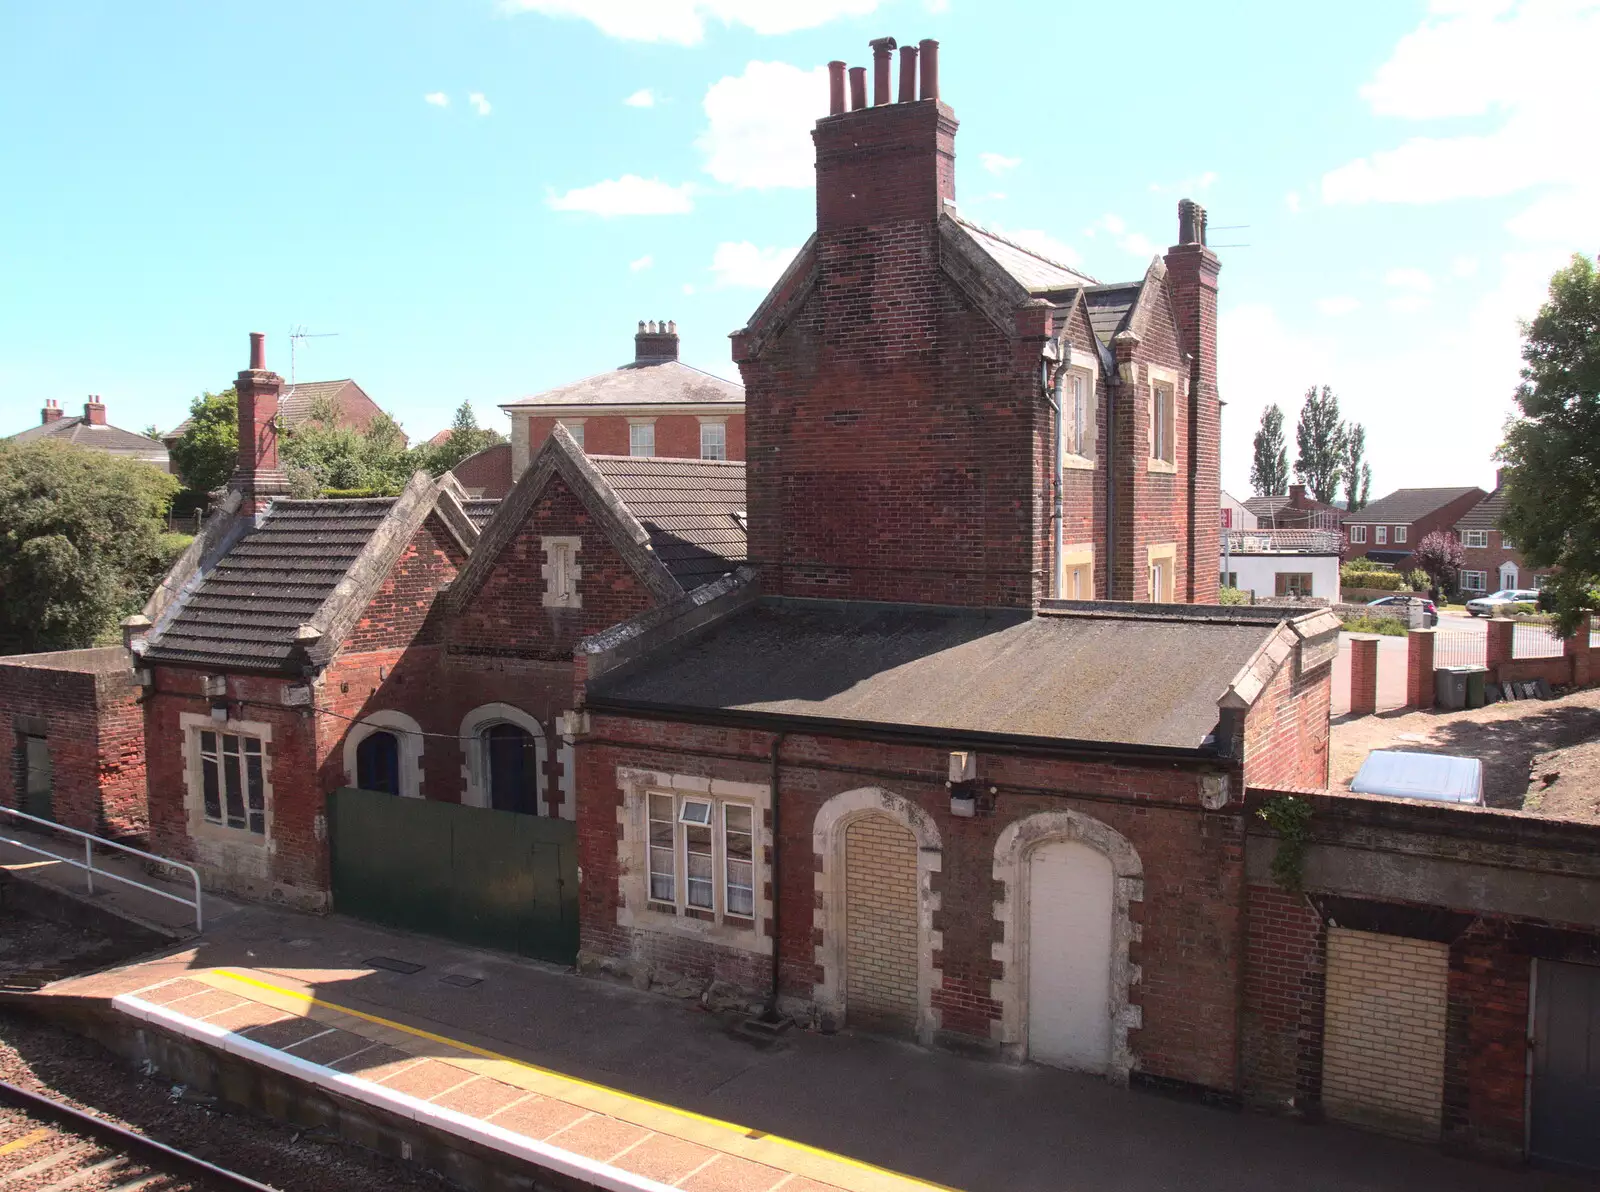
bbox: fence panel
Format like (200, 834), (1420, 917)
(1513, 623), (1565, 659)
(1434, 631), (1486, 669)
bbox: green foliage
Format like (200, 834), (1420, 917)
(1339, 613), (1408, 636)
(1257, 796), (1313, 891)
(1406, 568), (1431, 591)
(1342, 566), (1406, 590)
(281, 401), (415, 498)
(1410, 529), (1464, 594)
(1294, 384), (1349, 503)
(0, 441), (180, 652)
(167, 387), (237, 496)
(1250, 403), (1289, 497)
(1344, 422), (1372, 510)
(414, 402), (506, 476)
(1498, 254), (1600, 636)
(1340, 555), (1390, 574)
(1218, 585), (1250, 606)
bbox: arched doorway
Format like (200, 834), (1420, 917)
(843, 814), (920, 1035)
(355, 730), (401, 796)
(482, 722), (538, 815)
(1026, 839), (1115, 1072)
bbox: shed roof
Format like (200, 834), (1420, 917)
(588, 456), (746, 588)
(1347, 487), (1484, 527)
(588, 600), (1291, 751)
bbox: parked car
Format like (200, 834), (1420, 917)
(1465, 588), (1542, 617)
(1367, 594), (1438, 627)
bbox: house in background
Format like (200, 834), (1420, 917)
(1221, 491), (1258, 530)
(500, 322), (745, 483)
(1244, 483), (1341, 531)
(8, 398), (170, 472)
(1221, 527), (1343, 601)
(1454, 473), (1549, 594)
(447, 442), (514, 498)
(1344, 486), (1486, 565)
(162, 377), (392, 447)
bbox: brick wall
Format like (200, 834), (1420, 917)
(519, 414), (745, 464)
(1444, 923), (1529, 1161)
(1243, 652), (1332, 789)
(449, 442), (512, 498)
(843, 813), (920, 1034)
(1241, 883), (1326, 1110)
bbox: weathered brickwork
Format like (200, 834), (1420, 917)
(1241, 883), (1326, 1110)
(1322, 928), (1449, 1140)
(345, 514), (465, 654)
(1243, 655), (1332, 789)
(1444, 923), (1529, 1161)
(843, 814), (920, 1034)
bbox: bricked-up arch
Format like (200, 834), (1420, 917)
(812, 787), (942, 1045)
(340, 709), (424, 799)
(991, 810), (1144, 1081)
(458, 703), (546, 813)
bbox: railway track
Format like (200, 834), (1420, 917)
(0, 1079), (280, 1192)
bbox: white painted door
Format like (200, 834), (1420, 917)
(1026, 840), (1114, 1072)
(1500, 562), (1519, 590)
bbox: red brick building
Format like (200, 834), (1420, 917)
(1453, 476), (1549, 595)
(1244, 484), (1343, 532)
(501, 322), (745, 483)
(1343, 486), (1486, 565)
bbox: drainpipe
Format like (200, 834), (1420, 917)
(764, 731), (789, 1020)
(1041, 349), (1063, 598)
(1105, 372), (1118, 599)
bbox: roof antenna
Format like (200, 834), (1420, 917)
(288, 324), (339, 383)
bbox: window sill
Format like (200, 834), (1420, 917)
(1062, 455), (1096, 472)
(190, 817), (268, 847)
(1147, 458), (1178, 474)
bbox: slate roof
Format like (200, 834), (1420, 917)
(1455, 488), (1504, 532)
(143, 499), (396, 671)
(8, 416), (170, 465)
(589, 601), (1284, 751)
(950, 215), (1098, 292)
(463, 499), (501, 529)
(500, 360), (743, 411)
(588, 456), (746, 588)
(1083, 284), (1143, 346)
(1346, 487), (1484, 527)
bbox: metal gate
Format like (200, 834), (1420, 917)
(1533, 959), (1600, 1171)
(327, 788), (578, 966)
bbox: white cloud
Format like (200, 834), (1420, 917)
(1085, 214), (1156, 258)
(468, 92), (492, 116)
(501, 0), (882, 46)
(980, 152), (1021, 175)
(698, 61), (827, 190)
(424, 92), (449, 107)
(1285, 191), (1302, 213)
(710, 241), (798, 289)
(547, 175), (695, 216)
(624, 88), (657, 108)
(629, 254), (654, 272)
(682, 283), (696, 295)
(1385, 267), (1434, 293)
(1316, 296), (1362, 316)
(1321, 0), (1600, 236)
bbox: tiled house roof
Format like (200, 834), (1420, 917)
(1349, 487), (1484, 526)
(9, 415), (169, 468)
(164, 379), (387, 443)
(588, 456), (746, 588)
(1455, 489), (1505, 532)
(500, 360), (742, 410)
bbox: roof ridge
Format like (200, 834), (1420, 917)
(950, 212), (1102, 286)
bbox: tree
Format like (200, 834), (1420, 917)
(416, 402), (506, 476)
(168, 387), (237, 496)
(0, 440), (181, 653)
(1294, 384), (1348, 504)
(1410, 530), (1463, 597)
(1249, 404), (1289, 496)
(1498, 253), (1600, 635)
(1343, 422), (1372, 510)
(281, 397), (415, 497)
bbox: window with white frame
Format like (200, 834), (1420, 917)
(199, 729), (266, 835)
(1151, 382), (1175, 465)
(558, 420), (585, 450)
(1462, 529), (1488, 549)
(646, 790), (756, 923)
(1501, 533), (1516, 551)
(699, 420), (727, 461)
(629, 421), (655, 457)
(1376, 525), (1388, 545)
(1460, 570), (1488, 593)
(1394, 525), (1407, 544)
(541, 536), (581, 608)
(1350, 525), (1367, 544)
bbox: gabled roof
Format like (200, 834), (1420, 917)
(499, 360), (742, 411)
(1347, 487), (1485, 526)
(164, 378), (384, 442)
(1455, 488), (1504, 532)
(140, 472), (477, 673)
(8, 416), (169, 464)
(1082, 284), (1142, 347)
(588, 456), (746, 588)
(948, 214), (1099, 292)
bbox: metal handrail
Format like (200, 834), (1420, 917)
(0, 805), (203, 932)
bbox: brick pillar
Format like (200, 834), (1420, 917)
(1407, 627), (1436, 710)
(1485, 618), (1514, 682)
(1565, 613), (1592, 689)
(1350, 636), (1379, 716)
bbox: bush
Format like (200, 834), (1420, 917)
(1342, 556), (1391, 575)
(1218, 586), (1249, 606)
(1406, 568), (1431, 591)
(1342, 570), (1407, 591)
(1340, 613), (1409, 636)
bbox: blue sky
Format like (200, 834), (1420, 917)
(2, 1), (1595, 498)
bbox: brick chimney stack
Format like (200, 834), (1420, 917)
(813, 36), (955, 233)
(40, 399), (62, 425)
(634, 320), (679, 364)
(1165, 199), (1223, 602)
(231, 331), (292, 513)
(83, 396), (107, 426)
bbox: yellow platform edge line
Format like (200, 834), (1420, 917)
(0, 1128), (53, 1157)
(202, 968), (955, 1192)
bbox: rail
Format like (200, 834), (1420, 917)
(1434, 630), (1486, 669)
(1512, 621), (1565, 659)
(0, 805), (202, 932)
(0, 1079), (280, 1192)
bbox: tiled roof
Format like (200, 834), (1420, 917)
(950, 216), (1099, 292)
(588, 456), (746, 588)
(590, 601), (1292, 751)
(1083, 284), (1142, 346)
(143, 499), (396, 671)
(1225, 528), (1343, 554)
(463, 498), (500, 529)
(1243, 495), (1289, 517)
(1346, 487), (1484, 527)
(164, 379), (379, 441)
(500, 360), (742, 410)
(8, 417), (170, 463)
(1455, 488), (1505, 532)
